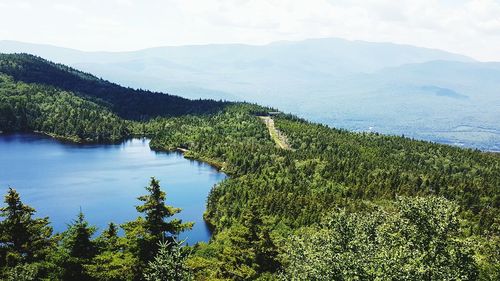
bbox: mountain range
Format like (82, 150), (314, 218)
(0, 52), (499, 281)
(1, 38), (498, 150)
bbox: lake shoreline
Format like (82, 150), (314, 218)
(0, 133), (226, 244)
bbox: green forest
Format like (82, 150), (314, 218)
(0, 54), (499, 280)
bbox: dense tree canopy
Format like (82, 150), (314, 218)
(0, 54), (228, 120)
(0, 74), (129, 142)
(281, 197), (478, 280)
(0, 180), (192, 281)
(0, 53), (499, 280)
(142, 105), (498, 279)
(0, 188), (53, 273)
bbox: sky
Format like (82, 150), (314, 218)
(1, 0), (499, 61)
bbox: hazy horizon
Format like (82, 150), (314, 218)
(2, 37), (497, 151)
(1, 0), (500, 62)
(0, 37), (485, 61)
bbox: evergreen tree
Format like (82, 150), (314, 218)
(255, 226), (280, 273)
(98, 222), (119, 250)
(68, 211), (96, 261)
(241, 206), (280, 273)
(57, 210), (97, 281)
(86, 223), (136, 281)
(136, 177), (193, 240)
(5, 263), (38, 281)
(143, 240), (193, 281)
(217, 224), (257, 280)
(122, 177), (194, 278)
(0, 188), (53, 269)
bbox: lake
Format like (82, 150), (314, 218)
(0, 133), (226, 244)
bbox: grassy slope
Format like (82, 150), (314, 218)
(259, 116), (292, 150)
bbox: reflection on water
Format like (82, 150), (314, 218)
(0, 133), (226, 244)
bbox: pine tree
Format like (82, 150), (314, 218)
(70, 211), (96, 260)
(122, 177), (194, 277)
(99, 222), (118, 250)
(241, 206), (280, 274)
(86, 222), (136, 281)
(0, 188), (53, 268)
(57, 210), (97, 281)
(5, 263), (38, 281)
(136, 177), (193, 240)
(255, 226), (280, 273)
(143, 240), (193, 281)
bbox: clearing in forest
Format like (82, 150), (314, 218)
(259, 116), (292, 150)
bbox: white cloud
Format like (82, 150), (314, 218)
(0, 0), (499, 61)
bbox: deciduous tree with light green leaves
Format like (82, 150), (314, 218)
(281, 196), (479, 281)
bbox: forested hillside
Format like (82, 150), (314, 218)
(0, 74), (128, 142)
(146, 105), (499, 280)
(0, 54), (227, 120)
(3, 39), (498, 151)
(0, 54), (499, 280)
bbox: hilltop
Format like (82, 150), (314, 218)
(0, 53), (227, 120)
(0, 53), (228, 142)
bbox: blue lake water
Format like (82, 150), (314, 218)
(0, 133), (226, 244)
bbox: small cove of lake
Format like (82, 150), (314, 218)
(0, 133), (226, 244)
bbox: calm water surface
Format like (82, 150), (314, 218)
(0, 133), (226, 244)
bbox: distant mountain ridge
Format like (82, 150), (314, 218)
(1, 38), (498, 150)
(0, 38), (473, 65)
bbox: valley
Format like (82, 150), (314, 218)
(0, 53), (498, 280)
(2, 39), (499, 151)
